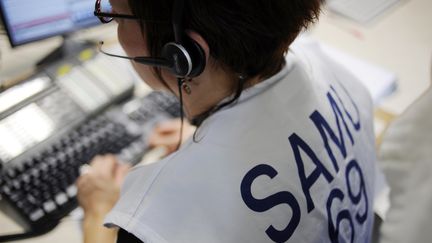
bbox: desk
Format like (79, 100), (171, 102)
(310, 0), (432, 115)
(0, 215), (81, 243)
(310, 0), (432, 145)
(1, 0), (431, 242)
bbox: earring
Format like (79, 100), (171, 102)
(181, 78), (192, 95)
(239, 73), (250, 81)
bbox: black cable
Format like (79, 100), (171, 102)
(0, 221), (59, 242)
(175, 77), (185, 151)
(0, 231), (43, 242)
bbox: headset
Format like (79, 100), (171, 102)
(100, 0), (206, 78)
(99, 0), (204, 151)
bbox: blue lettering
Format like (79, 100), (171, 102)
(241, 164), (301, 243)
(289, 133), (334, 212)
(345, 159), (368, 224)
(330, 85), (361, 131)
(241, 85), (367, 242)
(326, 188), (355, 243)
(311, 92), (355, 174)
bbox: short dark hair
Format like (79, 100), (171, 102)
(128, 0), (323, 124)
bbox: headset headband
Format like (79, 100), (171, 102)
(172, 0), (185, 44)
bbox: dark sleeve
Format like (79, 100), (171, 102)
(117, 228), (144, 243)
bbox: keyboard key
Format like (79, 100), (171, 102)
(6, 169), (17, 179)
(9, 192), (24, 202)
(27, 194), (38, 205)
(43, 200), (57, 213)
(29, 209), (45, 222)
(66, 185), (77, 198)
(55, 193), (68, 206)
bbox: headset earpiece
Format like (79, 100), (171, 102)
(162, 36), (206, 78)
(185, 37), (206, 77)
(100, 0), (206, 78)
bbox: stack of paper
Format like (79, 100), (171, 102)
(319, 43), (398, 105)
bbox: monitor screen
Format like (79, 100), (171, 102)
(0, 0), (104, 47)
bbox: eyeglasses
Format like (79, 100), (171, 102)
(94, 0), (140, 23)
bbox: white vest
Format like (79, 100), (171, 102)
(105, 38), (381, 243)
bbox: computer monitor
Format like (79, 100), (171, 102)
(0, 0), (104, 47)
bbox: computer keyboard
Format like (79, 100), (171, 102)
(0, 90), (180, 241)
(327, 0), (401, 23)
(0, 115), (137, 225)
(0, 49), (181, 241)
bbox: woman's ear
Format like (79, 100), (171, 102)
(187, 30), (210, 62)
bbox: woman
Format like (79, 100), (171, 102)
(77, 0), (380, 242)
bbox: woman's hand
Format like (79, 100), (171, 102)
(77, 154), (130, 243)
(148, 118), (196, 155)
(77, 154), (130, 219)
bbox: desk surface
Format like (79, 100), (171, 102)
(1, 0), (431, 242)
(310, 0), (432, 115)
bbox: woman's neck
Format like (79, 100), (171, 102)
(174, 63), (282, 121)
(181, 69), (235, 119)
